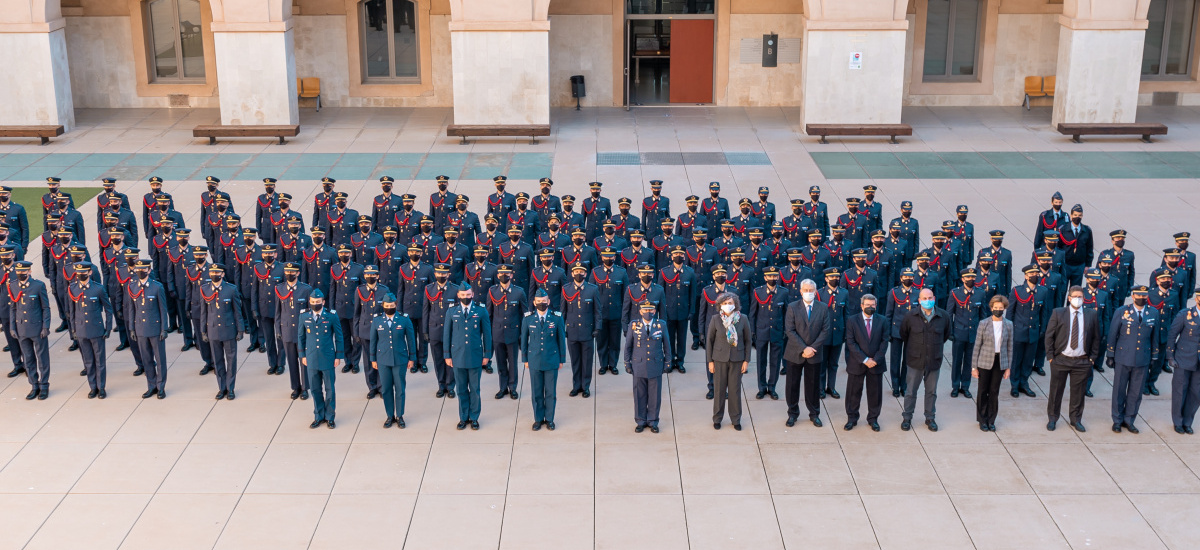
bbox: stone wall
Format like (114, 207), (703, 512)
(548, 14), (613, 107)
(722, 13), (804, 106)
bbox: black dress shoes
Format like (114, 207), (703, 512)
(470, 421), (479, 430)
(1085, 390), (1093, 398)
(55, 321), (69, 333)
(457, 421), (468, 430)
(1112, 422), (1122, 433)
(367, 389), (380, 399)
(870, 421), (880, 432)
(1176, 425), (1186, 434)
(811, 417), (823, 428)
(582, 390), (590, 398)
(199, 365), (213, 375)
(226, 390), (235, 400)
(926, 420), (938, 432)
(1071, 422), (1086, 432)
(291, 389), (301, 400)
(547, 422), (555, 431)
(677, 366), (686, 373)
(179, 343), (192, 352)
(327, 420), (336, 429)
(961, 390), (973, 399)
(39, 388), (48, 399)
(1021, 387), (1036, 397)
(447, 390), (456, 399)
(635, 425), (645, 433)
(436, 389), (446, 398)
(1125, 423), (1140, 434)
(1163, 364), (1174, 373)
(1011, 389), (1020, 398)
(78, 368), (85, 376)
(1034, 367), (1046, 376)
(483, 365), (493, 374)
(844, 422), (855, 431)
(826, 389), (840, 399)
(397, 417), (406, 428)
(650, 425), (659, 433)
(310, 420), (323, 429)
(691, 341), (700, 350)
(569, 389), (581, 397)
(980, 422), (989, 432)
(1149, 385), (1161, 396)
(97, 390), (106, 399)
(755, 390), (766, 400)
(68, 342), (80, 352)
(157, 390), (166, 399)
(25, 389), (38, 400)
(950, 389), (959, 398)
(713, 422), (721, 430)
(116, 342), (130, 351)
(733, 424), (741, 431)
(6, 367), (24, 378)
(705, 390), (714, 400)
(786, 417), (797, 427)
(510, 391), (519, 400)
(216, 390), (227, 400)
(88, 389), (98, 399)
(533, 422), (542, 431)
(892, 389), (901, 398)
(410, 365), (419, 373)
(300, 391), (309, 400)
(142, 389), (158, 399)
(769, 391), (779, 400)
(341, 365), (352, 373)
(1187, 426), (1195, 435)
(420, 365), (428, 373)
(495, 389), (508, 399)
(1047, 421), (1057, 431)
(901, 420), (912, 431)
(133, 367), (144, 377)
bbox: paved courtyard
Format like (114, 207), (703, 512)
(2, 105), (1200, 549)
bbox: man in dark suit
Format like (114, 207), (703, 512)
(1167, 289), (1200, 434)
(1044, 286), (1102, 432)
(899, 288), (951, 432)
(783, 279), (831, 427)
(844, 294), (888, 431)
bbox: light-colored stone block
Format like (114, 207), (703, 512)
(213, 29), (299, 125)
(801, 27), (906, 126)
(1052, 27), (1144, 124)
(451, 30), (550, 125)
(0, 28), (74, 130)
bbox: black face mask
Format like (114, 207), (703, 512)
(216, 205), (227, 212)
(602, 258), (614, 267)
(1100, 264), (1110, 273)
(863, 306), (876, 316)
(772, 232), (783, 240)
(722, 229), (733, 237)
(383, 307), (396, 315)
(901, 279), (913, 287)
(286, 273), (297, 282)
(59, 236), (70, 244)
(809, 239), (821, 247)
(360, 226), (371, 234)
(827, 279), (839, 288)
(672, 256), (684, 265)
(385, 236), (396, 245)
(541, 259), (553, 268)
(496, 185), (506, 193)
(573, 274), (585, 283)
(1027, 276), (1040, 285)
(475, 256), (488, 264)
(438, 184), (448, 192)
(740, 208), (751, 216)
(435, 276), (448, 284)
(498, 275), (511, 284)
(964, 279), (975, 288)
(630, 240), (642, 248)
(790, 259), (801, 267)
(980, 262), (993, 271)
(17, 273), (29, 282)
(1113, 239), (1125, 248)
(457, 204), (467, 212)
(535, 303), (549, 312)
(1181, 242), (1190, 251)
(640, 275), (653, 284)
(335, 201), (347, 209)
(591, 190), (601, 198)
(486, 224), (497, 232)
(280, 202), (291, 210)
(313, 237), (325, 246)
(137, 270), (149, 280)
(421, 226), (432, 235)
(403, 203), (413, 212)
(573, 238), (584, 246)
(112, 239), (124, 248)
(364, 276), (378, 285)
(958, 214), (968, 222)
(1133, 297), (1147, 307)
(77, 273), (89, 283)
(409, 254), (421, 262)
(381, 185), (392, 193)
(619, 208), (630, 216)
(290, 226), (301, 235)
(548, 224), (560, 232)
(311, 303), (324, 313)
(992, 309), (1004, 318)
(244, 238), (255, 246)
(917, 262), (929, 270)
(604, 228), (615, 236)
(714, 275), (726, 284)
(459, 297), (471, 306)
(732, 258), (743, 266)
(210, 275), (223, 284)
(207, 184), (217, 192)
(323, 184), (334, 193)
(750, 237), (762, 245)
(854, 260), (865, 268)
(517, 203), (527, 211)
(263, 256), (276, 264)
(339, 255), (351, 264)
(159, 204), (169, 211)
(510, 235), (521, 243)
(765, 278), (778, 287)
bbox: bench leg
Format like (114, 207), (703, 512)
(1142, 134), (1153, 143)
(459, 136), (469, 145)
(889, 135), (899, 145)
(818, 135), (829, 145)
(529, 137), (539, 145)
(39, 136), (49, 145)
(1071, 134), (1082, 144)
(316, 96), (321, 113)
(208, 136), (216, 145)
(278, 136), (286, 145)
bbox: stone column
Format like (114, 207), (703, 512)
(0, 0), (75, 130)
(1052, 0), (1149, 125)
(799, 0), (908, 127)
(208, 0), (298, 125)
(448, 0), (550, 125)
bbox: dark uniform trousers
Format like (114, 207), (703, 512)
(138, 336), (168, 391)
(411, 321), (428, 369)
(889, 338), (908, 394)
(665, 319), (687, 365)
(19, 337), (50, 391)
(210, 338), (237, 392)
(568, 338), (594, 392)
(243, 296), (261, 347)
(633, 374), (662, 426)
(1172, 366), (1200, 428)
(283, 342), (307, 392)
(3, 329), (22, 374)
(358, 338), (381, 393)
(79, 338), (106, 390)
(380, 364), (406, 418)
(845, 370), (882, 424)
(950, 339), (973, 392)
(819, 343), (843, 393)
(531, 368), (558, 422)
(1047, 355), (1091, 424)
(494, 342), (520, 392)
(340, 318), (360, 370)
(429, 338), (452, 390)
(261, 316), (281, 370)
(597, 319), (622, 369)
(754, 337), (783, 392)
(1011, 341), (1037, 392)
(785, 359), (821, 420)
(1112, 363), (1148, 425)
(309, 369), (336, 422)
(192, 315), (214, 368)
(175, 294), (194, 344)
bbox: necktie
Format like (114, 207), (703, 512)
(865, 316), (872, 335)
(806, 304), (812, 318)
(1070, 311), (1079, 349)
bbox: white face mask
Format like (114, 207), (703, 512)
(721, 304), (735, 314)
(1069, 297), (1083, 308)
(802, 291), (815, 303)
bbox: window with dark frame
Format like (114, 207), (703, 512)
(361, 0), (420, 83)
(922, 0), (983, 82)
(1142, 0), (1198, 79)
(146, 0), (206, 82)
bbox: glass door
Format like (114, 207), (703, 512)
(624, 0), (716, 107)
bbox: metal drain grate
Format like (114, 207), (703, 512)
(724, 152), (771, 165)
(596, 152), (641, 165)
(595, 151), (774, 166)
(682, 152), (728, 165)
(642, 152), (686, 165)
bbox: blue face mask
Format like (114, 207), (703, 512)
(920, 299), (936, 310)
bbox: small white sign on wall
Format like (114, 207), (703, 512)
(849, 52), (863, 70)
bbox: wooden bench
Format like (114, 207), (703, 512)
(805, 124), (913, 145)
(447, 124), (551, 145)
(1056, 123), (1168, 144)
(0, 125), (65, 145)
(193, 125), (300, 145)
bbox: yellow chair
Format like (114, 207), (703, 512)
(1023, 76), (1045, 110)
(298, 77), (322, 112)
(1043, 76), (1056, 99)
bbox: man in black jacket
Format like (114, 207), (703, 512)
(783, 279), (831, 427)
(1044, 286), (1102, 432)
(899, 288), (951, 431)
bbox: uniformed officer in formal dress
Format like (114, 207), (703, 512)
(69, 262), (112, 398)
(350, 214), (383, 266)
(423, 264), (459, 396)
(889, 200), (919, 261)
(200, 264), (244, 400)
(523, 289), (567, 430)
(561, 262), (600, 397)
(658, 245), (695, 370)
(397, 243), (432, 372)
(625, 300), (670, 433)
(641, 180), (670, 240)
(1009, 264), (1050, 398)
(371, 176), (400, 233)
(1107, 285), (1158, 434)
(818, 267), (848, 399)
(9, 261), (50, 399)
(312, 177), (336, 229)
(530, 248), (566, 309)
(1167, 288), (1200, 434)
(486, 264), (526, 399)
(1101, 229), (1136, 306)
(1083, 267), (1113, 396)
(331, 244), (364, 373)
(445, 283), (492, 430)
(276, 262), (313, 400)
(353, 265), (387, 399)
(185, 246), (215, 374)
(0, 186), (30, 248)
(686, 229), (718, 348)
(371, 293), (416, 429)
(593, 247), (628, 375)
(0, 246), (24, 379)
(947, 267), (986, 398)
(885, 268), (919, 397)
(251, 244), (284, 374)
(129, 259), (170, 399)
(255, 178), (279, 242)
(300, 289), (343, 428)
(749, 266), (790, 399)
(1145, 270), (1179, 396)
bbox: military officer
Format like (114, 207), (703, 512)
(523, 289), (567, 430)
(743, 228), (772, 285)
(371, 176), (400, 232)
(251, 244), (284, 374)
(331, 244), (364, 373)
(1059, 204), (1094, 286)
(650, 218), (682, 269)
(749, 266), (790, 399)
(1108, 285), (1158, 433)
(947, 268), (986, 398)
(858, 185), (883, 234)
(766, 222), (793, 267)
(923, 231), (959, 307)
(1151, 248), (1189, 313)
(1101, 229), (1136, 306)
(676, 195), (708, 243)
(498, 225), (534, 291)
(561, 262), (600, 396)
(69, 262), (112, 398)
(214, 211), (242, 267)
(536, 213), (570, 253)
(445, 283), (492, 430)
(322, 192), (358, 246)
(890, 200), (920, 261)
(300, 289), (343, 429)
(255, 178), (279, 242)
(712, 221), (743, 263)
(699, 182), (730, 240)
(371, 293), (416, 428)
(185, 246), (215, 374)
(0, 246), (23, 378)
(0, 224), (25, 262)
(397, 244), (432, 373)
(581, 182), (611, 241)
(129, 259), (170, 399)
(349, 215), (383, 266)
(593, 219), (627, 253)
(886, 268), (920, 397)
(751, 186), (776, 229)
(611, 198), (641, 242)
(560, 228), (598, 273)
(818, 267), (849, 399)
(507, 192), (539, 246)
(1174, 233), (1198, 297)
(686, 230), (719, 349)
(780, 248), (814, 298)
(1009, 265), (1050, 398)
(978, 230), (1014, 295)
(698, 264), (732, 393)
(312, 177), (336, 229)
(432, 226), (469, 285)
(232, 228), (263, 353)
(1038, 232), (1067, 279)
(1145, 271), (1179, 396)
(842, 249), (878, 316)
(531, 178), (561, 229)
(658, 245), (695, 370)
(781, 199), (812, 245)
(802, 185), (829, 238)
(593, 247), (628, 375)
(837, 198), (868, 250)
(625, 300), (670, 433)
(52, 192), (86, 245)
(486, 264), (526, 398)
(1167, 288), (1200, 434)
(636, 180), (667, 240)
(1082, 268), (1114, 396)
(447, 195), (481, 248)
(531, 248), (566, 310)
(559, 194), (584, 239)
(40, 177), (70, 218)
(393, 194), (423, 245)
(865, 231), (896, 289)
(141, 177), (170, 237)
(423, 264), (459, 396)
(425, 176), (455, 234)
(200, 264), (245, 400)
(0, 186), (30, 248)
(974, 250), (1001, 301)
(1034, 250), (1067, 377)
(353, 265), (388, 399)
(203, 195), (231, 250)
(487, 176), (516, 231)
(726, 248), (756, 310)
(464, 245), (498, 298)
(475, 215), (504, 263)
(276, 263), (313, 400)
(619, 230), (654, 281)
(372, 226), (405, 293)
(9, 261), (50, 399)
(1033, 191), (1068, 249)
(148, 194), (185, 245)
(798, 230), (829, 275)
(270, 193), (305, 246)
(301, 227), (336, 297)
(622, 264), (665, 330)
